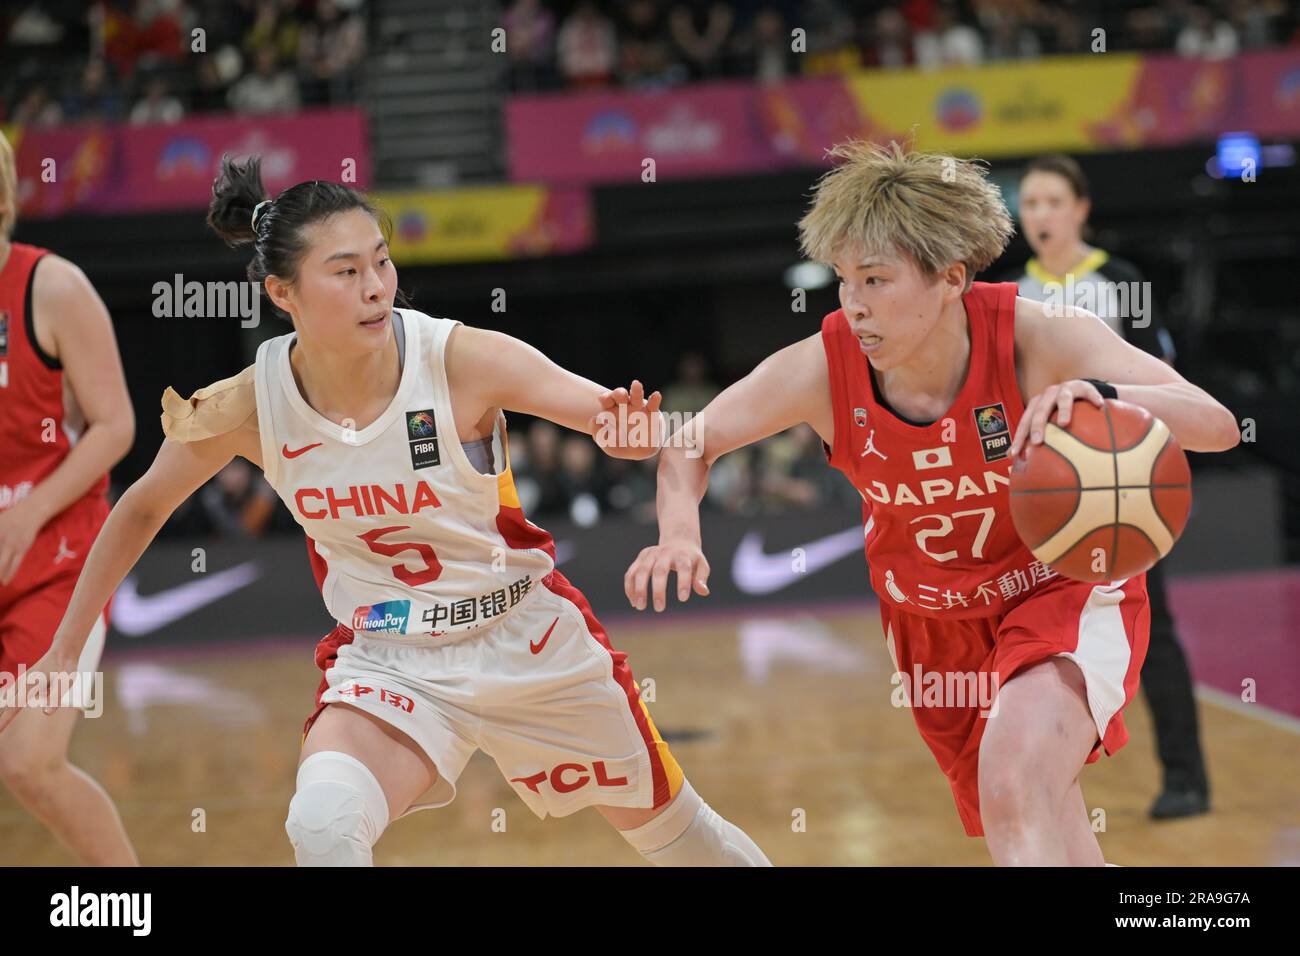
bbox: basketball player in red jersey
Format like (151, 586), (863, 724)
(0, 132), (138, 864)
(626, 141), (1241, 865)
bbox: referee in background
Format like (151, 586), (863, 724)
(1009, 154), (1210, 820)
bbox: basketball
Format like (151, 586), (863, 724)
(1009, 399), (1192, 583)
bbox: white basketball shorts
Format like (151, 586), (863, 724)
(301, 570), (683, 820)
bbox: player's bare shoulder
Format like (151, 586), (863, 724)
(783, 331), (835, 444)
(434, 321), (501, 441)
(444, 322), (523, 386)
(1010, 294), (1091, 399)
(29, 253), (106, 359)
(442, 321), (485, 381)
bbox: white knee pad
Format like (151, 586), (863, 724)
(617, 780), (772, 867)
(285, 751), (390, 867)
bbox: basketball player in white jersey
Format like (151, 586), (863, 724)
(1, 157), (770, 867)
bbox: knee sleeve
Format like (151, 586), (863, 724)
(617, 780), (772, 867)
(285, 751), (390, 867)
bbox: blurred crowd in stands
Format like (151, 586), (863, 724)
(0, 0), (367, 125)
(504, 0), (1300, 91)
(505, 350), (862, 528)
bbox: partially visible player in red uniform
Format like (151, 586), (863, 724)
(626, 141), (1240, 865)
(0, 132), (137, 863)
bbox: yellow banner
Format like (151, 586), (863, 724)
(372, 185), (586, 264)
(845, 54), (1144, 157)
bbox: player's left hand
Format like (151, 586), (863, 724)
(0, 502), (43, 586)
(1010, 379), (1106, 459)
(591, 379), (665, 460)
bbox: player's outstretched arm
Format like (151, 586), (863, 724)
(0, 427), (247, 733)
(1010, 296), (1241, 458)
(626, 333), (834, 612)
(445, 324), (663, 460)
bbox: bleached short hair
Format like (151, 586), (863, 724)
(798, 140), (1014, 286)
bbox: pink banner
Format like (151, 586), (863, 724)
(1090, 49), (1300, 149)
(1241, 48), (1300, 138)
(508, 50), (1300, 186)
(506, 187), (592, 257)
(1102, 54), (1248, 149)
(14, 108), (370, 219)
(506, 77), (859, 184)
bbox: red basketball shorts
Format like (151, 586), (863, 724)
(878, 572), (1150, 837)
(0, 497), (111, 676)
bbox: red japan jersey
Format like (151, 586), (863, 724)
(0, 242), (109, 515)
(821, 281), (1063, 620)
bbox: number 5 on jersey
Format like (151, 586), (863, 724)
(358, 526), (443, 585)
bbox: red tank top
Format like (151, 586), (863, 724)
(0, 242), (109, 515)
(821, 281), (1062, 620)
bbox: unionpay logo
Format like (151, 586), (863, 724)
(352, 600), (411, 634)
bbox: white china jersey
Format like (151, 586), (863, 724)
(253, 309), (555, 639)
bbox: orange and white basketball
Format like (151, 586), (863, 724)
(1009, 399), (1192, 583)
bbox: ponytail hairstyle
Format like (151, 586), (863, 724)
(206, 155), (410, 319)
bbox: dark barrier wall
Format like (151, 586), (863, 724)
(105, 466), (1281, 648)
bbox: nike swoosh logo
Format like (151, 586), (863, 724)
(530, 616), (560, 655)
(730, 523), (870, 595)
(283, 442), (323, 458)
(111, 561), (261, 636)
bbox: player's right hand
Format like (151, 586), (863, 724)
(0, 501), (43, 586)
(625, 541), (711, 612)
(0, 641), (78, 736)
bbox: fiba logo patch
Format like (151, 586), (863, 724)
(405, 409), (441, 470)
(973, 402), (1011, 462)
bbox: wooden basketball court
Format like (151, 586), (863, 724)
(2, 601), (1298, 866)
